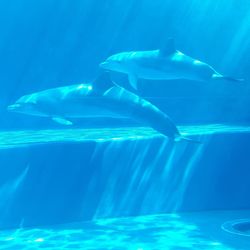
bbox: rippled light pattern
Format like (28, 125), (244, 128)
(0, 213), (236, 250)
(0, 124), (250, 149)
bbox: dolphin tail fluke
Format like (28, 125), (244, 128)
(212, 74), (244, 83)
(175, 136), (202, 144)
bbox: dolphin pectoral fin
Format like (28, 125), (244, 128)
(52, 117), (73, 125)
(128, 73), (138, 90)
(212, 74), (244, 83)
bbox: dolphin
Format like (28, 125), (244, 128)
(7, 73), (197, 142)
(100, 38), (243, 90)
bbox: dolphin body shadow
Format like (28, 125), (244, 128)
(100, 38), (243, 90)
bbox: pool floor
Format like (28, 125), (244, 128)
(0, 210), (249, 250)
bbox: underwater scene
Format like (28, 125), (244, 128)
(0, 0), (250, 249)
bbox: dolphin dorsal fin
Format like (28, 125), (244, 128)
(159, 38), (176, 57)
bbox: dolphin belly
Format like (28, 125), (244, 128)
(49, 98), (127, 119)
(133, 55), (199, 81)
(136, 68), (184, 80)
(60, 106), (126, 119)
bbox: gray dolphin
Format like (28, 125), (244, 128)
(100, 38), (243, 90)
(7, 73), (197, 142)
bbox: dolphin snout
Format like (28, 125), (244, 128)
(7, 104), (20, 112)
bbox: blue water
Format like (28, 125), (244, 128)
(0, 0), (250, 249)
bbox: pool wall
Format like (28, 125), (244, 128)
(0, 133), (249, 229)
